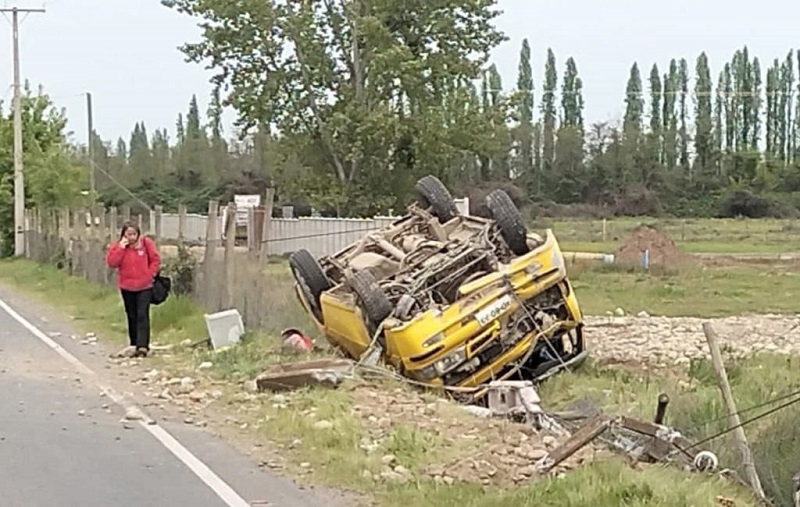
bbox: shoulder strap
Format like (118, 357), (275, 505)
(143, 237), (157, 276)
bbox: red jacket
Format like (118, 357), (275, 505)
(105, 236), (161, 291)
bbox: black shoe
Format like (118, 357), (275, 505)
(134, 347), (149, 358)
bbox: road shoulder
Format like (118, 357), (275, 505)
(0, 281), (356, 507)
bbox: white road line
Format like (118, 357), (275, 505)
(0, 297), (252, 507)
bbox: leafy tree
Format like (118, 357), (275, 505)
(0, 86), (86, 255)
(693, 52), (713, 174)
(623, 62), (644, 137)
(541, 48), (558, 186)
(513, 38), (534, 185)
(163, 0), (506, 214)
(648, 64), (662, 164)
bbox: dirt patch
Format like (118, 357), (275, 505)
(614, 224), (696, 267)
(349, 384), (602, 487)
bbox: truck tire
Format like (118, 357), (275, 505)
(348, 269), (393, 325)
(415, 175), (457, 223)
(486, 189), (530, 256)
(288, 249), (332, 323)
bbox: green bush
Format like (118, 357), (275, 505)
(160, 243), (197, 295)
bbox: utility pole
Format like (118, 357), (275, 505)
(1, 6), (45, 256)
(87, 92), (95, 195)
(702, 322), (767, 502)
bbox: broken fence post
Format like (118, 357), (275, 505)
(702, 322), (767, 502)
(654, 393), (669, 425)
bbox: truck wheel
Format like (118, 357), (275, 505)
(486, 189), (530, 255)
(288, 249), (332, 323)
(415, 175), (457, 223)
(348, 269), (393, 325)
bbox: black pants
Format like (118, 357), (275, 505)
(121, 288), (152, 349)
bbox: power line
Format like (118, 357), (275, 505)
(686, 392), (800, 451)
(91, 164), (152, 212)
(691, 385), (800, 431)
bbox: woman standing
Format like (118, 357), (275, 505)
(105, 221), (161, 357)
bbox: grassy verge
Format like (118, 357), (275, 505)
(569, 261), (800, 317)
(0, 258), (768, 506)
(540, 355), (800, 507)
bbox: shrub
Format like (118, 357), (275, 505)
(160, 243), (197, 295)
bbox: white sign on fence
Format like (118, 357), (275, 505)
(234, 194), (261, 226)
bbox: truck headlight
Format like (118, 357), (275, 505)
(433, 346), (466, 376)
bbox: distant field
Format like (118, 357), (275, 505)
(157, 217), (800, 258)
(532, 216), (800, 254)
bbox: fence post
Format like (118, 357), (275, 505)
(99, 207), (108, 241)
(154, 205), (163, 243)
(109, 207), (118, 238)
(148, 208), (156, 236)
(178, 204), (187, 247)
(59, 209), (69, 243)
(247, 206), (256, 256)
(121, 205), (131, 223)
(59, 208), (70, 259)
(202, 200), (220, 310)
(259, 187), (275, 261)
(204, 200), (220, 259)
(224, 202), (236, 309)
(24, 209), (32, 259)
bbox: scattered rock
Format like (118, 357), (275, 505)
(123, 406), (144, 421)
(198, 361), (213, 370)
(312, 420), (333, 430)
(613, 307), (625, 317)
(171, 377), (195, 395)
(586, 314), (800, 367)
(188, 391), (206, 402)
(77, 409), (86, 416)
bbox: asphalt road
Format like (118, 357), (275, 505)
(0, 290), (332, 507)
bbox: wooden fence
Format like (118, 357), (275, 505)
(22, 199), (311, 337)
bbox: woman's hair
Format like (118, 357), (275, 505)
(119, 220), (141, 239)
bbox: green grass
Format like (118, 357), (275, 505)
(0, 258), (776, 506)
(569, 261), (800, 317)
(379, 461), (753, 507)
(538, 354), (800, 507)
(537, 216), (800, 254)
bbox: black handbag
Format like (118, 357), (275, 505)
(151, 271), (172, 305)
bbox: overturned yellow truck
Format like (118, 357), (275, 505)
(289, 175), (587, 400)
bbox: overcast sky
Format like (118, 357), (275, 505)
(0, 0), (798, 146)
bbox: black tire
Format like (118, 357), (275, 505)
(348, 269), (393, 325)
(415, 175), (457, 223)
(288, 249), (332, 323)
(486, 189), (530, 255)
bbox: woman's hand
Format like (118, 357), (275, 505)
(119, 237), (129, 247)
